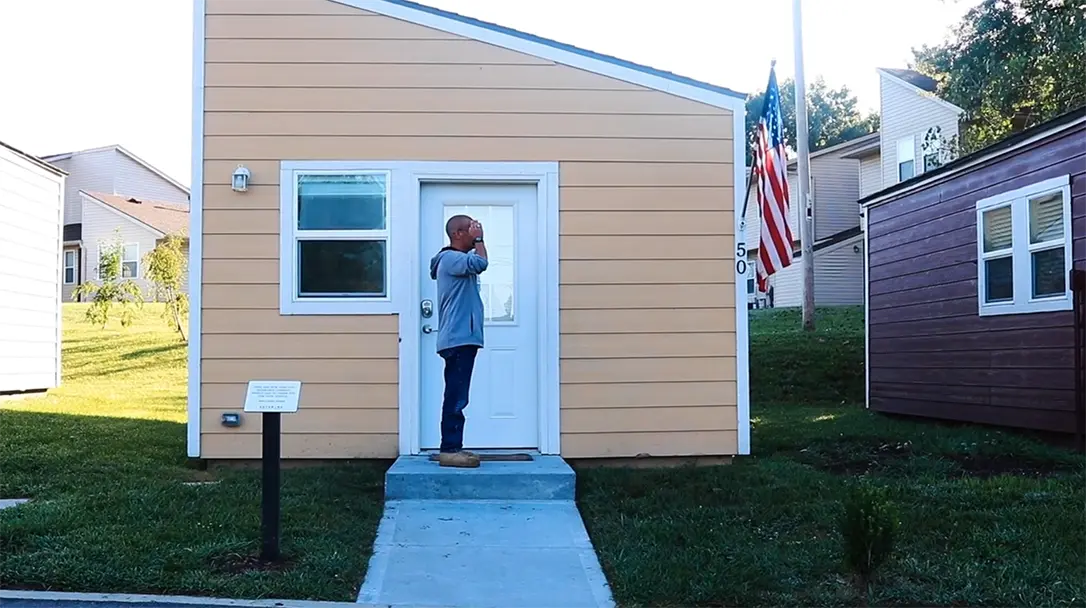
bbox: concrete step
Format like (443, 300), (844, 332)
(385, 455), (575, 501)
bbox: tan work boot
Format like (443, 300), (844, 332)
(438, 451), (480, 468)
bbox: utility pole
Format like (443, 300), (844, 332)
(792, 0), (815, 331)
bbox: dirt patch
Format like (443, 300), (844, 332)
(795, 440), (914, 475)
(948, 453), (1076, 478)
(209, 552), (293, 575)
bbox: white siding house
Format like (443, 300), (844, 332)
(745, 68), (964, 309)
(0, 141), (66, 393)
(79, 191), (190, 299)
(40, 145), (189, 301)
(876, 68), (964, 186)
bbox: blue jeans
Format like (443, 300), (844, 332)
(438, 345), (479, 453)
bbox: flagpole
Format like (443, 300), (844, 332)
(792, 0), (815, 331)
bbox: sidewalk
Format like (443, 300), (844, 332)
(357, 499), (615, 608)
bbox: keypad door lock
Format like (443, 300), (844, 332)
(421, 299), (433, 318)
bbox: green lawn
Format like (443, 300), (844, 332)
(3, 304), (1084, 606)
(578, 306), (1086, 607)
(0, 305), (386, 601)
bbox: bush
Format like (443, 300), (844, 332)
(840, 483), (900, 593)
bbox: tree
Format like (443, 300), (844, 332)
(73, 231), (143, 328)
(744, 76), (880, 166)
(144, 234), (189, 342)
(914, 0), (1086, 153)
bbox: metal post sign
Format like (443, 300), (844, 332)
(244, 380), (301, 562)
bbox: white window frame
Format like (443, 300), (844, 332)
(95, 242), (139, 280)
(279, 168), (394, 315)
(975, 174), (1073, 317)
(896, 137), (915, 182)
(63, 250), (77, 285)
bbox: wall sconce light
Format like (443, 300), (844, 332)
(232, 165), (251, 192)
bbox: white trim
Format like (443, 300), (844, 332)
(896, 136), (915, 182)
(55, 174), (65, 388)
(278, 160), (560, 456)
(186, 0), (205, 459)
(80, 192), (168, 238)
(861, 210), (870, 409)
(93, 241), (140, 280)
(63, 249), (77, 285)
(333, 0), (746, 114)
(733, 107), (751, 456)
(975, 174), (1073, 317)
(877, 68), (965, 116)
(861, 115), (1086, 209)
(278, 168), (395, 315)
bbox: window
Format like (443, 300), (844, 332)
(63, 250), (77, 285)
(95, 242), (139, 279)
(443, 204), (515, 323)
(976, 174), (1072, 316)
(282, 170), (391, 314)
(896, 137), (915, 181)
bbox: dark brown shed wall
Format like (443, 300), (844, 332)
(867, 122), (1086, 433)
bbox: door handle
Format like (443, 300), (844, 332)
(422, 324), (436, 334)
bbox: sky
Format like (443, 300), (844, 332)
(0, 0), (978, 188)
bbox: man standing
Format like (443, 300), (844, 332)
(428, 215), (487, 468)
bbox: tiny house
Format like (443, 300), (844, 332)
(861, 107), (1086, 433)
(0, 141), (66, 394)
(189, 0), (750, 461)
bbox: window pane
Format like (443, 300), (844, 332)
(1031, 247), (1065, 298)
(982, 206), (1013, 252)
(747, 277), (755, 294)
(298, 240), (386, 297)
(1029, 192), (1064, 244)
(298, 174), (386, 231)
(442, 204), (515, 322)
(984, 256), (1013, 303)
(64, 267), (75, 283)
(122, 262), (137, 278)
(122, 244), (138, 262)
(898, 160), (914, 181)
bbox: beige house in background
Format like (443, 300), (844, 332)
(189, 0), (749, 462)
(743, 67), (964, 309)
(78, 191), (190, 299)
(41, 144), (190, 301)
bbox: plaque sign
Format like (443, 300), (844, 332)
(243, 380), (301, 414)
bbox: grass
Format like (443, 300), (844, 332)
(578, 306), (1086, 607)
(0, 305), (386, 601)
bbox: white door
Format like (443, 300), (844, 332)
(418, 183), (539, 450)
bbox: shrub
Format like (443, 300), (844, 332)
(840, 483), (900, 594)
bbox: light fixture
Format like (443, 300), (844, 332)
(853, 244), (861, 253)
(232, 165), (251, 192)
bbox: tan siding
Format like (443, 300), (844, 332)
(200, 0), (738, 460)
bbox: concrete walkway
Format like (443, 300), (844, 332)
(356, 499), (615, 608)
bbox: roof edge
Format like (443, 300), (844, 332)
(335, 0), (747, 110)
(877, 68), (965, 116)
(859, 106), (1086, 208)
(80, 190), (169, 238)
(1, 140), (68, 176)
(41, 144), (190, 196)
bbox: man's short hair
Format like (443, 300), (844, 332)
(445, 214), (471, 237)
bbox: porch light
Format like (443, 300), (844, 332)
(232, 164), (251, 192)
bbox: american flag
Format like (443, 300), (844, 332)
(753, 67), (795, 293)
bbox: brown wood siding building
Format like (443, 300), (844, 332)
(190, 0), (749, 460)
(863, 109), (1086, 433)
